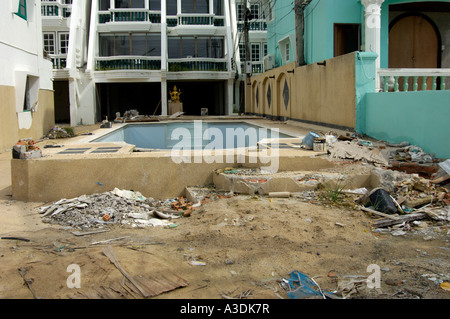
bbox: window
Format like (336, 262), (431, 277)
(251, 43), (260, 62)
(239, 43), (246, 61)
(181, 0), (209, 14)
(263, 43), (267, 58)
(250, 4), (260, 20)
(285, 42), (290, 62)
(261, 0), (273, 22)
(237, 4), (244, 22)
(149, 0), (160, 10)
(22, 75), (39, 112)
(43, 33), (56, 55)
(115, 0), (145, 9)
(213, 0), (223, 15)
(166, 0), (177, 15)
(99, 0), (110, 11)
(99, 33), (161, 56)
(15, 0), (27, 20)
(278, 36), (291, 64)
(59, 33), (70, 54)
(168, 36), (224, 59)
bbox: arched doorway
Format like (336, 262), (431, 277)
(389, 13), (441, 90)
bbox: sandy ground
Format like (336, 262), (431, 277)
(0, 124), (449, 302)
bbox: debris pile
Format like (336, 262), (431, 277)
(12, 139), (42, 159)
(45, 126), (75, 139)
(39, 188), (181, 229)
(38, 187), (234, 229)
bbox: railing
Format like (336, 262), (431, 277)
(378, 68), (450, 92)
(50, 55), (67, 69)
(41, 3), (72, 18)
(241, 62), (264, 74)
(168, 58), (227, 72)
(97, 11), (224, 27)
(95, 56), (162, 71)
(98, 9), (161, 23)
(237, 20), (267, 32)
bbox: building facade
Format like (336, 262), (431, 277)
(0, 0), (54, 152)
(41, 0), (269, 126)
(247, 0), (450, 158)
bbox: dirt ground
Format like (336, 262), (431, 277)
(0, 125), (449, 301)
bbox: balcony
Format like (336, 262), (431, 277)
(168, 58), (227, 72)
(240, 62), (264, 74)
(41, 2), (72, 18)
(95, 56), (162, 71)
(98, 9), (161, 24)
(237, 20), (267, 32)
(176, 14), (225, 26)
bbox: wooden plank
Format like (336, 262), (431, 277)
(372, 212), (428, 228)
(102, 245), (151, 298)
(360, 206), (399, 220)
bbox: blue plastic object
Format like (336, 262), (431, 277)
(302, 131), (321, 149)
(286, 271), (325, 299)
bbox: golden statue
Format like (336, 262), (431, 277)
(169, 86), (182, 103)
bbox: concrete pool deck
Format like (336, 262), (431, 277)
(10, 117), (367, 202)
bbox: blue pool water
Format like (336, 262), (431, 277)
(91, 121), (292, 150)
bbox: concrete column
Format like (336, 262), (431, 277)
(361, 0), (385, 90)
(161, 0), (168, 116)
(226, 78), (234, 115)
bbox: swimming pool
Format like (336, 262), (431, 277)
(91, 121), (294, 150)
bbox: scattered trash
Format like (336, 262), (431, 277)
(302, 131), (321, 150)
(45, 126), (75, 139)
(440, 282), (450, 292)
(368, 188), (399, 214)
(189, 260), (206, 266)
(1, 236), (30, 242)
(283, 270), (327, 299)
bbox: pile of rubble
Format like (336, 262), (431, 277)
(39, 188), (183, 229)
(38, 187), (234, 230)
(45, 126), (75, 139)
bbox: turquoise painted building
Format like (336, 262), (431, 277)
(267, 0), (450, 69)
(263, 0), (450, 159)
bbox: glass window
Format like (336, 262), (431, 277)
(99, 0), (110, 11)
(210, 37), (224, 58)
(131, 34), (147, 56)
(149, 0), (160, 10)
(181, 37), (196, 58)
(59, 33), (70, 54)
(147, 34), (161, 56)
(115, 0), (145, 8)
(182, 0), (209, 14)
(166, 0), (177, 15)
(196, 37), (209, 58)
(16, 0), (27, 20)
(99, 34), (115, 57)
(43, 33), (56, 55)
(285, 42), (290, 62)
(236, 4), (244, 22)
(250, 4), (259, 20)
(251, 43), (260, 62)
(239, 43), (246, 61)
(115, 34), (130, 56)
(213, 0), (223, 15)
(168, 37), (181, 59)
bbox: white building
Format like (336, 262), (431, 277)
(41, 0), (269, 126)
(0, 0), (54, 152)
